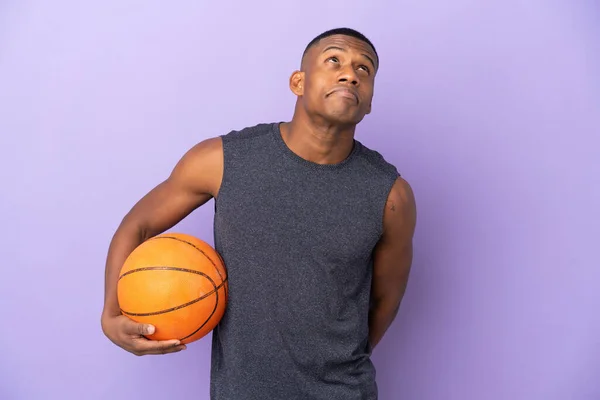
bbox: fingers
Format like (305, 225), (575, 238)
(118, 317), (186, 356)
(131, 338), (186, 356)
(123, 317), (155, 336)
(137, 323), (155, 336)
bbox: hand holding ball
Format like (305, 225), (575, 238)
(117, 233), (228, 345)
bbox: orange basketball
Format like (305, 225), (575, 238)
(117, 232), (228, 345)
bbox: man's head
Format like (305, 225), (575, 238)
(290, 28), (379, 127)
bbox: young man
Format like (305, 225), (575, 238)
(101, 27), (417, 400)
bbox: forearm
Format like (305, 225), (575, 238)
(368, 299), (401, 350)
(101, 180), (212, 320)
(367, 177), (416, 351)
(102, 223), (146, 319)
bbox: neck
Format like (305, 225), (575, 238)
(279, 108), (357, 165)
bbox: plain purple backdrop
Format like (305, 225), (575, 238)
(1, 1), (599, 399)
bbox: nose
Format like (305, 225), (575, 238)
(337, 66), (360, 86)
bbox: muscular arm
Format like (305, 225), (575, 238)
(101, 137), (223, 320)
(368, 177), (417, 350)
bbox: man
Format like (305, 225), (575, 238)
(101, 27), (416, 399)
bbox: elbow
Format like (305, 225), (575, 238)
(370, 291), (402, 317)
(113, 214), (148, 243)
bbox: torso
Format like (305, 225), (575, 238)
(209, 122), (399, 400)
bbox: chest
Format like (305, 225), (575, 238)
(214, 169), (383, 267)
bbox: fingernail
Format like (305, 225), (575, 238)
(147, 325), (155, 334)
(182, 345), (187, 350)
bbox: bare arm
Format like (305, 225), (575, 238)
(101, 137), (223, 355)
(368, 177), (417, 350)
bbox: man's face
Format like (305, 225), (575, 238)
(293, 34), (378, 126)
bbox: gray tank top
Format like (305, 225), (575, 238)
(210, 122), (399, 400)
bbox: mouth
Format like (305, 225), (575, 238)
(327, 87), (359, 103)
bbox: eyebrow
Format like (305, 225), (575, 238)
(322, 45), (377, 70)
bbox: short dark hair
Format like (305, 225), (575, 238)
(302, 27), (379, 64)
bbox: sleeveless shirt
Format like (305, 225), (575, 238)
(210, 122), (399, 400)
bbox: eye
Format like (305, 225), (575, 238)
(358, 65), (370, 74)
(326, 56), (339, 63)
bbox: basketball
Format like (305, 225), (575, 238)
(117, 232), (228, 345)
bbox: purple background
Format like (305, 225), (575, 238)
(1, 1), (599, 399)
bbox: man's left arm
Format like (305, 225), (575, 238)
(369, 177), (417, 350)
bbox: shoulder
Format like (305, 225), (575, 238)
(165, 136), (223, 197)
(177, 120), (277, 169)
(221, 122), (277, 143)
(386, 177), (416, 214)
(356, 141), (401, 180)
(381, 177), (417, 240)
(177, 136), (223, 168)
(169, 122), (276, 195)
(219, 122), (278, 161)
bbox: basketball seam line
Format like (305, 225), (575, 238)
(119, 267), (227, 316)
(119, 235), (228, 341)
(119, 265), (215, 279)
(122, 270), (222, 342)
(150, 235), (229, 300)
(178, 273), (220, 342)
(150, 235), (228, 282)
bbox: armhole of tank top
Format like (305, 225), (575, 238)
(214, 134), (232, 209)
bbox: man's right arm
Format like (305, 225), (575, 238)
(101, 136), (223, 356)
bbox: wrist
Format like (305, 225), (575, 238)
(101, 304), (121, 321)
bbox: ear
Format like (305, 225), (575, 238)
(289, 70), (304, 96)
